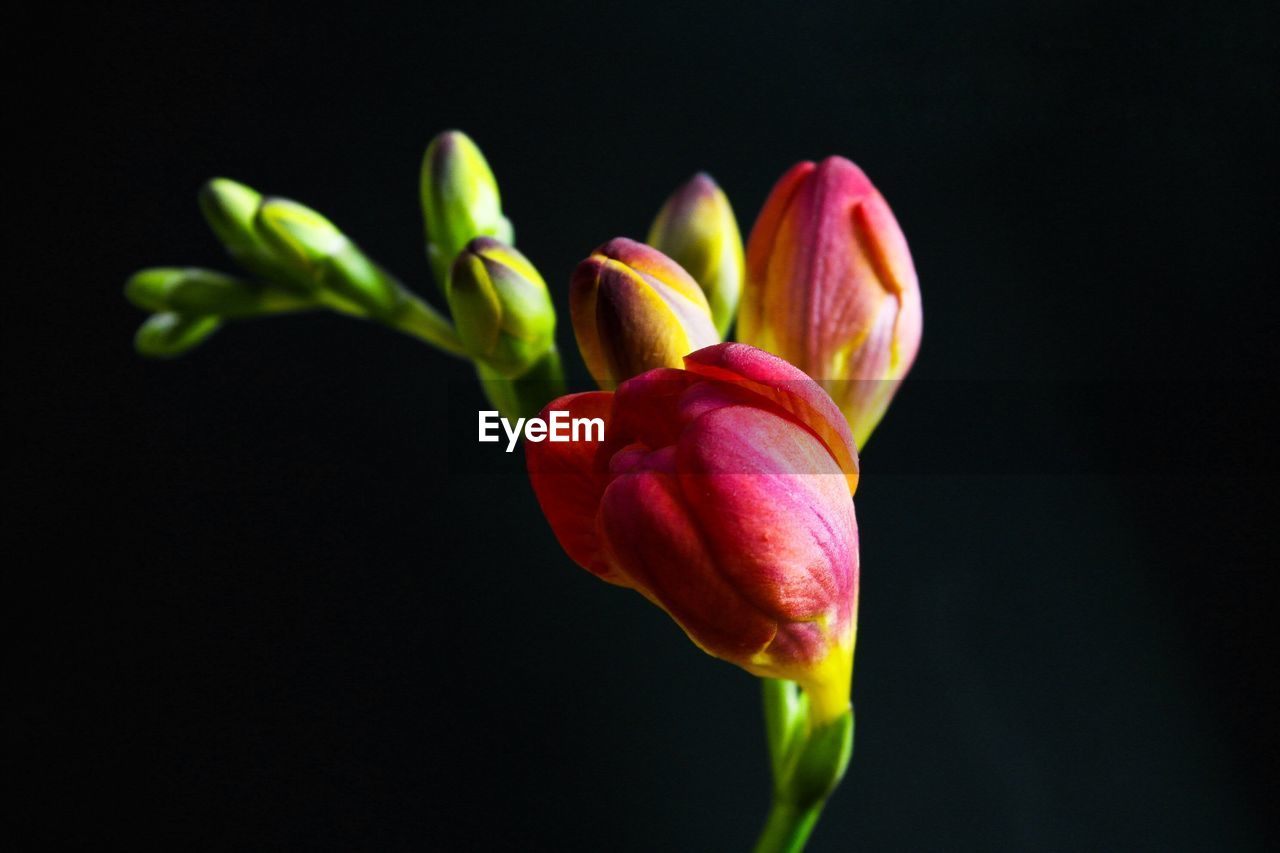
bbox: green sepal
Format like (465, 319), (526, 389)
(762, 679), (854, 808)
(786, 708), (854, 809)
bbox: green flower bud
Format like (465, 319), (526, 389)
(255, 198), (402, 317)
(254, 197), (347, 275)
(647, 172), (744, 336)
(125, 267), (262, 316)
(198, 178), (292, 283)
(447, 237), (554, 377)
(134, 312), (222, 358)
(199, 178), (261, 250)
(420, 131), (514, 288)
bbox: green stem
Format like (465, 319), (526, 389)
(762, 679), (802, 783)
(475, 348), (566, 421)
(385, 293), (467, 356)
(228, 285), (468, 358)
(757, 680), (827, 853)
(754, 801), (824, 853)
(756, 679), (854, 853)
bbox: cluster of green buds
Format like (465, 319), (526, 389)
(129, 177), (461, 357)
(126, 131), (563, 418)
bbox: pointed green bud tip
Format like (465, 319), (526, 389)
(447, 236), (555, 377)
(126, 268), (187, 312)
(126, 267), (262, 316)
(134, 312), (222, 358)
(198, 178), (264, 252)
(421, 130), (513, 287)
(647, 172), (744, 336)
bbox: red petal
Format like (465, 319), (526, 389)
(674, 405), (857, 641)
(525, 391), (617, 581)
(598, 455), (778, 661)
(683, 343), (859, 495)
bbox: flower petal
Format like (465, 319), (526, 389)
(674, 404), (857, 651)
(598, 453), (779, 661)
(525, 391), (617, 582)
(683, 343), (859, 495)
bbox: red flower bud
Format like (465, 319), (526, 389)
(527, 342), (858, 722)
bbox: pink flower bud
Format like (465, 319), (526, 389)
(527, 342), (858, 722)
(740, 157), (922, 448)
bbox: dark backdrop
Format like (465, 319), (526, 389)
(9, 1), (1278, 850)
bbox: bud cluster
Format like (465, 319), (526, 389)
(124, 129), (926, 851)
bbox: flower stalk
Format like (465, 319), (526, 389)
(755, 678), (855, 853)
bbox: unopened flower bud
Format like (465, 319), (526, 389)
(570, 237), (719, 388)
(125, 267), (261, 316)
(527, 343), (859, 724)
(447, 237), (556, 378)
(255, 198), (402, 317)
(133, 311), (222, 358)
(647, 172), (744, 336)
(420, 131), (513, 287)
(198, 178), (292, 283)
(740, 156), (922, 448)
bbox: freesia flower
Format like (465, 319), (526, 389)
(739, 156), (922, 448)
(526, 342), (858, 723)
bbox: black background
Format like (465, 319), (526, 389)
(9, 1), (1278, 850)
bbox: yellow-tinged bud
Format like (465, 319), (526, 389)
(198, 178), (294, 285)
(421, 131), (514, 288)
(447, 237), (555, 377)
(647, 172), (744, 336)
(569, 238), (719, 389)
(254, 197), (347, 274)
(255, 198), (402, 317)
